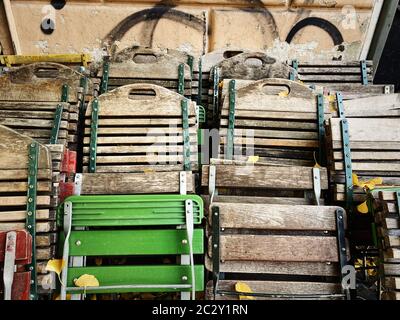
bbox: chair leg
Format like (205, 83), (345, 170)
(3, 231), (17, 300)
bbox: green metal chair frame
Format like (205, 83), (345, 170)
(59, 195), (204, 300)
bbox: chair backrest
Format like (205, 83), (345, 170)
(218, 78), (327, 166)
(103, 47), (192, 96)
(83, 84), (198, 175)
(60, 195), (204, 297)
(202, 161), (328, 203)
(206, 201), (348, 300)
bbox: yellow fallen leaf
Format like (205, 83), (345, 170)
(353, 173), (383, 191)
(74, 274), (100, 288)
(46, 259), (66, 286)
(45, 259), (65, 275)
(235, 282), (255, 300)
(357, 201), (369, 214)
(247, 156), (259, 164)
(352, 173), (360, 187)
(328, 94), (337, 112)
(143, 168), (155, 174)
(278, 91), (288, 97)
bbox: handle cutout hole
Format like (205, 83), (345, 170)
(262, 84), (290, 96)
(133, 54), (158, 64)
(244, 58), (263, 67)
(128, 89), (157, 100)
(34, 67), (59, 78)
(223, 50), (243, 59)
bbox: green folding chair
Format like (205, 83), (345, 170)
(59, 195), (204, 300)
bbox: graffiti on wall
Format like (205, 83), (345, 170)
(98, 0), (347, 58)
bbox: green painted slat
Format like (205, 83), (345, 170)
(59, 195), (204, 226)
(67, 265), (204, 293)
(69, 229), (204, 256)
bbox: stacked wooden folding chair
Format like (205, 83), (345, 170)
(0, 125), (57, 299)
(289, 59), (394, 100)
(57, 83), (204, 300)
(195, 49), (246, 122)
(372, 189), (400, 300)
(0, 62), (87, 150)
(201, 160), (350, 300)
(0, 62), (93, 298)
(97, 46), (193, 99)
(325, 91), (400, 293)
(326, 92), (400, 234)
(200, 60), (352, 298)
(208, 52), (296, 126)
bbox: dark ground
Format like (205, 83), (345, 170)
(374, 5), (400, 92)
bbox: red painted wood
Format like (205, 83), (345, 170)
(0, 230), (32, 264)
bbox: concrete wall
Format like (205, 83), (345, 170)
(0, 0), (377, 62)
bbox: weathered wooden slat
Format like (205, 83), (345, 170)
(299, 74), (372, 82)
(83, 127), (197, 135)
(201, 164), (328, 190)
(220, 128), (317, 140)
(334, 162), (400, 172)
(80, 172), (195, 194)
(204, 256), (337, 276)
(335, 185), (396, 201)
(221, 109), (324, 120)
(0, 118), (68, 129)
(0, 221), (55, 232)
(217, 155), (314, 167)
(83, 144), (198, 154)
(84, 164), (198, 173)
(0, 196), (50, 206)
(383, 264), (400, 276)
(340, 94), (400, 117)
(220, 137), (318, 148)
(298, 66), (372, 74)
(0, 209), (50, 222)
(211, 202), (339, 231)
(82, 135), (197, 145)
(0, 110), (70, 120)
(299, 61), (373, 67)
(325, 84), (394, 100)
(0, 181), (51, 193)
(37, 246), (56, 260)
(206, 280), (342, 300)
(82, 154), (198, 164)
(329, 118), (400, 144)
(210, 234), (338, 262)
(333, 151), (400, 161)
(84, 117), (196, 126)
(0, 101), (71, 111)
(0, 169), (52, 181)
(202, 195), (318, 208)
(221, 118), (316, 130)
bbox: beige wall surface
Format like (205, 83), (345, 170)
(0, 0), (376, 62)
